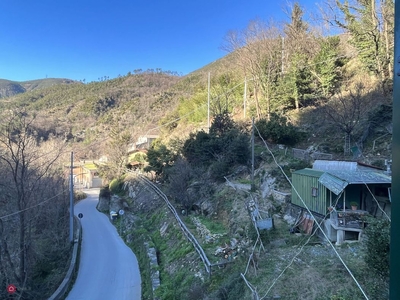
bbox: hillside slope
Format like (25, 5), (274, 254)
(0, 78), (76, 98)
(0, 41), (392, 300)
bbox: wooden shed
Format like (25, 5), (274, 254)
(291, 161), (391, 244)
(291, 168), (327, 215)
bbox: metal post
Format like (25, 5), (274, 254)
(69, 152), (74, 243)
(390, 1), (400, 298)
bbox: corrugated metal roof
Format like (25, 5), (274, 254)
(313, 160), (358, 171)
(319, 173), (348, 195)
(318, 170), (391, 195)
(293, 168), (324, 177)
(326, 170), (391, 184)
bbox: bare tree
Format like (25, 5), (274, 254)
(166, 157), (195, 214)
(323, 83), (371, 155)
(223, 19), (282, 120)
(98, 127), (132, 181)
(0, 110), (68, 298)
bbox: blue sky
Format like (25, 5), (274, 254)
(0, 1), (318, 82)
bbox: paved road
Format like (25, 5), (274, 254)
(66, 189), (141, 300)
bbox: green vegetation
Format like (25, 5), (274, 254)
(180, 112), (250, 182)
(144, 140), (176, 178)
(109, 177), (125, 196)
(363, 217), (390, 278)
(0, 1), (394, 298)
(255, 113), (304, 146)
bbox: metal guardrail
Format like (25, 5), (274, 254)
(48, 217), (82, 300)
(128, 172), (212, 274)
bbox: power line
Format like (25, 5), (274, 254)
(0, 189), (67, 220)
(253, 123), (370, 300)
(363, 182), (391, 221)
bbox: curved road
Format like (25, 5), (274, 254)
(66, 189), (141, 300)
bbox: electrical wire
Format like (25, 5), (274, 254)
(253, 123), (370, 300)
(141, 47), (373, 144)
(363, 182), (391, 221)
(0, 189), (67, 220)
(0, 42), (384, 298)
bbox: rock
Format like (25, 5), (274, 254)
(230, 238), (238, 248)
(110, 195), (123, 213)
(260, 176), (276, 199)
(283, 214), (296, 225)
(272, 190), (291, 204)
(97, 195), (110, 212)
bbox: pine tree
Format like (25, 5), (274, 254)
(311, 36), (343, 98)
(335, 0), (394, 94)
(282, 2), (316, 110)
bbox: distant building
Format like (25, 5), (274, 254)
(127, 135), (159, 153)
(66, 160), (104, 189)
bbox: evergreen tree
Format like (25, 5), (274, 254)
(282, 2), (316, 110)
(144, 140), (175, 178)
(311, 36), (344, 98)
(334, 0), (394, 94)
(181, 113), (250, 180)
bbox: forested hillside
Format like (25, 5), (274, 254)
(0, 78), (76, 98)
(0, 0), (394, 299)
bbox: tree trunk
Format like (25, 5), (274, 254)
(344, 133), (351, 156)
(254, 86), (261, 120)
(382, 0), (393, 79)
(18, 212), (26, 288)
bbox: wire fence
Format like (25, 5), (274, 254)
(127, 171), (213, 274)
(291, 148), (333, 161)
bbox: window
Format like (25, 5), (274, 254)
(312, 187), (318, 197)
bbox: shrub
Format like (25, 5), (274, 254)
(214, 272), (246, 300)
(182, 113), (250, 180)
(186, 282), (206, 299)
(109, 177), (124, 195)
(255, 113), (303, 146)
(74, 190), (87, 201)
(363, 217), (390, 278)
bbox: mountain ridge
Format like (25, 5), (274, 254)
(0, 78), (77, 98)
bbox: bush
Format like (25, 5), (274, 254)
(214, 272), (246, 300)
(186, 282), (206, 299)
(182, 114), (250, 179)
(363, 217), (390, 278)
(255, 113), (303, 146)
(74, 190), (87, 201)
(109, 177), (124, 195)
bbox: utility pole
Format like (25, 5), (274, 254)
(243, 77), (247, 119)
(390, 1), (400, 298)
(207, 72), (211, 131)
(69, 152), (74, 243)
(251, 117), (255, 192)
(281, 36), (285, 74)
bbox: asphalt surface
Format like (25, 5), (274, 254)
(66, 189), (141, 300)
